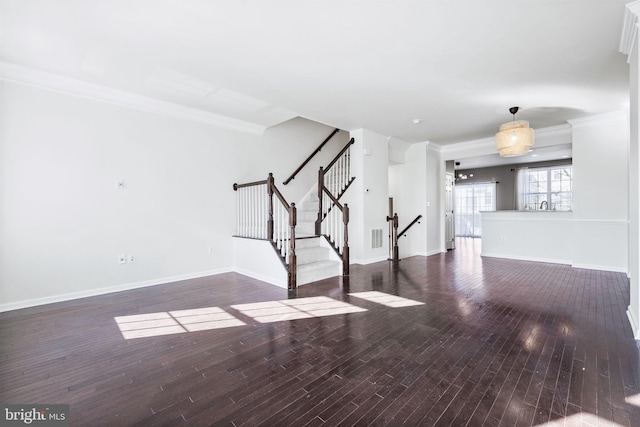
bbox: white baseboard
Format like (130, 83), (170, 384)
(627, 308), (640, 340)
(572, 263), (628, 274)
(410, 250), (442, 257)
(481, 253), (628, 274)
(0, 268), (232, 313)
(352, 255), (390, 265)
(481, 252), (572, 266)
(234, 268), (286, 289)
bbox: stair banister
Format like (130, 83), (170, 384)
(233, 173), (298, 289)
(342, 203), (349, 276)
(283, 128), (340, 185)
(315, 166), (325, 235)
(312, 136), (356, 276)
(387, 214), (422, 262)
(325, 137), (355, 171)
(267, 173), (274, 241)
(388, 213), (399, 262)
(398, 215), (422, 239)
(288, 203), (297, 289)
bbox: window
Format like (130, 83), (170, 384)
(454, 182), (496, 237)
(517, 165), (572, 211)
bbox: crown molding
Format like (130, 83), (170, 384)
(620, 1), (640, 63)
(567, 111), (627, 128)
(428, 141), (442, 152)
(534, 123), (573, 138)
(0, 62), (267, 135)
(438, 123), (572, 155)
(437, 135), (494, 154)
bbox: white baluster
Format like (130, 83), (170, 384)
(274, 200), (278, 248)
(235, 188), (239, 235)
(347, 148), (351, 187)
(340, 154), (344, 194)
(242, 188), (247, 237)
(263, 185), (267, 240)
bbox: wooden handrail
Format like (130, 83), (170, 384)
(272, 183), (291, 210)
(233, 179), (268, 190)
(388, 214), (422, 262)
(325, 138), (355, 171)
(320, 184), (343, 211)
(398, 215), (422, 238)
(283, 128), (340, 185)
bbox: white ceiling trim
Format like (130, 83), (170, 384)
(438, 124), (572, 157)
(620, 1), (640, 63)
(567, 111), (627, 128)
(0, 62), (267, 135)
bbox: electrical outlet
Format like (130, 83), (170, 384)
(118, 254), (127, 264)
(128, 254), (135, 263)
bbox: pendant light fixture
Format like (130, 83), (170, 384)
(495, 106), (534, 157)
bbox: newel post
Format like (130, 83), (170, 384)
(288, 203), (297, 290)
(342, 203), (350, 276)
(392, 213), (399, 262)
(267, 173), (274, 242)
(315, 167), (324, 235)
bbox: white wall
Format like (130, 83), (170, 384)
(482, 211), (573, 263)
(0, 82), (338, 310)
(387, 141), (442, 259)
(247, 123), (350, 206)
(626, 11), (640, 337)
(346, 129), (389, 264)
(569, 113), (629, 273)
(233, 238), (288, 287)
(389, 142), (428, 258)
(426, 145), (442, 254)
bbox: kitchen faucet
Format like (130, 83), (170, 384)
(540, 201), (548, 210)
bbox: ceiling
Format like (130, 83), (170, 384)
(454, 143), (573, 170)
(0, 0), (631, 146)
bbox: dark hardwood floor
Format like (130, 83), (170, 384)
(2, 238), (640, 426)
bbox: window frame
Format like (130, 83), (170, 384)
(518, 164), (572, 211)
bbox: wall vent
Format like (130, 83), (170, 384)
(371, 229), (383, 249)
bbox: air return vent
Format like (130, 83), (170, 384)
(371, 229), (383, 249)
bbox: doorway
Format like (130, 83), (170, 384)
(454, 182), (496, 238)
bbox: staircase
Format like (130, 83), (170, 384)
(232, 131), (353, 290)
(293, 192), (342, 285)
(296, 236), (341, 285)
(297, 192), (318, 237)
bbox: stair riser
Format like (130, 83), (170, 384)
(300, 212), (317, 222)
(298, 263), (341, 285)
(297, 223), (316, 235)
(296, 237), (322, 249)
(296, 247), (331, 265)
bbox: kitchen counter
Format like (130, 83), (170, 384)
(480, 210), (573, 264)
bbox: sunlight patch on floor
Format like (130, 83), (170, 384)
(114, 293), (425, 339)
(535, 412), (624, 426)
(625, 392), (640, 408)
(170, 307), (247, 332)
(115, 307), (245, 339)
(348, 291), (424, 307)
(231, 296), (366, 323)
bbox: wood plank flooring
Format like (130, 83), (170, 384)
(1, 238), (640, 426)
